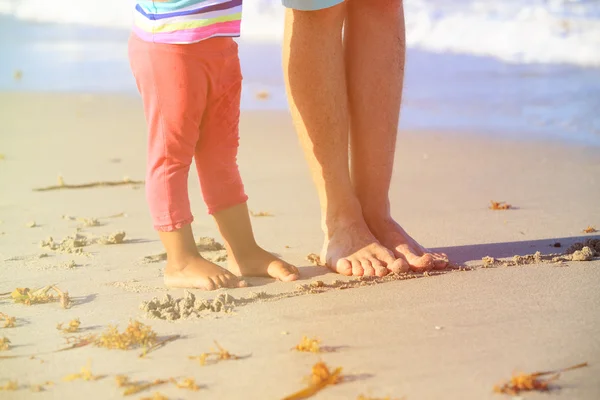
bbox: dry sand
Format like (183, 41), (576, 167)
(0, 92), (599, 400)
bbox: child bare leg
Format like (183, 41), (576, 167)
(212, 203), (299, 281)
(194, 44), (298, 283)
(129, 36), (248, 290)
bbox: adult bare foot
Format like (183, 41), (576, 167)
(366, 218), (449, 273)
(322, 220), (405, 277)
(164, 254), (247, 290)
(228, 245), (299, 282)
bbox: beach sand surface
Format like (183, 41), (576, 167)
(0, 93), (599, 399)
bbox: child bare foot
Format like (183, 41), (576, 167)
(228, 245), (299, 282)
(213, 203), (299, 282)
(158, 226), (246, 291)
(165, 255), (247, 290)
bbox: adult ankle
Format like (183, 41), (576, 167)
(360, 200), (392, 224)
(321, 207), (367, 239)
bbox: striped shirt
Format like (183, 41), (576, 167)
(133, 0), (242, 44)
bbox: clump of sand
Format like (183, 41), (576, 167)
(141, 292), (238, 320)
(40, 231), (127, 255)
(196, 236), (224, 251)
(569, 246), (596, 261)
(140, 272), (444, 321)
(566, 238), (600, 255)
(97, 231), (126, 245)
(60, 260), (77, 269)
(306, 253), (323, 266)
(63, 215), (101, 227)
(482, 242), (598, 268)
(41, 233), (89, 255)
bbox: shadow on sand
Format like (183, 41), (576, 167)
(296, 235), (599, 277)
(433, 235), (599, 265)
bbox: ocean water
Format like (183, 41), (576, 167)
(1, 0), (599, 145)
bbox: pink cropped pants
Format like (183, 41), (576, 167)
(128, 34), (248, 232)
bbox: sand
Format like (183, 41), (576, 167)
(0, 92), (599, 400)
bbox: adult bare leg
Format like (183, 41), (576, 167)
(283, 3), (398, 276)
(345, 0), (448, 272)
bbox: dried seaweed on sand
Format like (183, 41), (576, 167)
(63, 361), (105, 382)
(0, 313), (16, 328)
(0, 337), (10, 351)
(1, 320), (174, 360)
(57, 318), (81, 333)
(255, 90), (270, 100)
(282, 362), (343, 400)
(59, 335), (96, 352)
(493, 362), (588, 395)
(140, 334), (181, 358)
(174, 378), (201, 391)
(105, 212), (126, 218)
(115, 375), (170, 396)
(489, 201), (512, 210)
(188, 341), (242, 366)
(292, 336), (321, 353)
(0, 335), (95, 360)
(95, 320), (157, 352)
(89, 321), (177, 357)
(33, 176), (144, 192)
(250, 210), (273, 217)
(0, 380), (18, 391)
(582, 225), (598, 233)
(3, 286), (72, 308)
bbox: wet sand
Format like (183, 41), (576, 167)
(0, 92), (599, 399)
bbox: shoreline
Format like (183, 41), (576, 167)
(2, 13), (600, 146)
(1, 91), (599, 148)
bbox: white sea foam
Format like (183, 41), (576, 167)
(1, 0), (599, 66)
